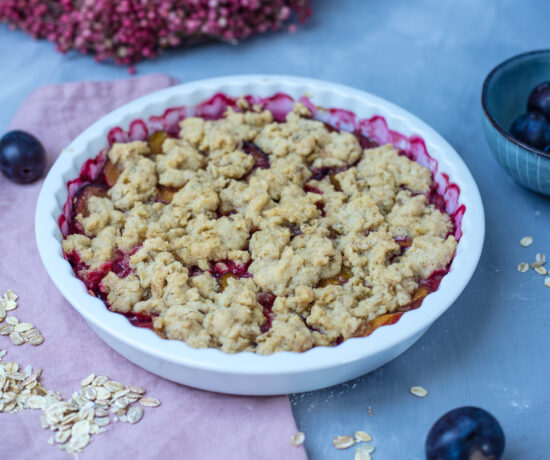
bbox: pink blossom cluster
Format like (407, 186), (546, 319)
(0, 0), (312, 66)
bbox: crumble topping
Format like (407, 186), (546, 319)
(61, 102), (457, 354)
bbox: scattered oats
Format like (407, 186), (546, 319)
(47, 437), (54, 445)
(3, 401), (16, 412)
(6, 316), (19, 326)
(358, 444), (376, 455)
(333, 435), (355, 450)
(27, 395), (46, 410)
(545, 277), (550, 288)
(517, 262), (529, 273)
(28, 334), (44, 346)
(92, 375), (108, 387)
(0, 324), (13, 335)
(5, 361), (18, 373)
(14, 322), (33, 333)
(3, 300), (16, 311)
(0, 305), (5, 322)
(126, 405), (144, 424)
(9, 331), (25, 346)
(367, 406), (374, 416)
(355, 449), (372, 460)
(82, 386), (97, 401)
(111, 389), (130, 401)
(535, 266), (548, 276)
(410, 386), (428, 397)
(72, 420), (91, 437)
(354, 431), (372, 442)
(532, 253), (546, 268)
(139, 397), (160, 408)
(104, 380), (125, 392)
(81, 373), (95, 387)
(290, 432), (305, 446)
(94, 416), (110, 427)
(67, 432), (91, 452)
(95, 387), (111, 401)
(0, 349), (6, 358)
(55, 430), (71, 444)
(21, 328), (40, 341)
(113, 396), (129, 409)
(1, 290), (18, 311)
(95, 409), (108, 418)
(520, 236), (533, 247)
(126, 392), (141, 403)
(126, 384), (146, 395)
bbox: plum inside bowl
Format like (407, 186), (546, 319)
(482, 49), (550, 194)
(36, 75), (484, 395)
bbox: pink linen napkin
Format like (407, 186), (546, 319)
(0, 74), (307, 460)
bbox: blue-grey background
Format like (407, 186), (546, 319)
(1, 1), (549, 458)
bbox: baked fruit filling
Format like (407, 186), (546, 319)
(61, 101), (458, 354)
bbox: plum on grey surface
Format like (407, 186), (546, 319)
(0, 130), (46, 183)
(527, 81), (550, 120)
(426, 406), (505, 460)
(509, 112), (550, 150)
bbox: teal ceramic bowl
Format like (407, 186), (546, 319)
(482, 49), (550, 195)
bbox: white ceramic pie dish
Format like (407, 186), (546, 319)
(35, 75), (484, 395)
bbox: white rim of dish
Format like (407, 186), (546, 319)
(35, 75), (485, 376)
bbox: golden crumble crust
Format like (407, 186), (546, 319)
(62, 103), (457, 354)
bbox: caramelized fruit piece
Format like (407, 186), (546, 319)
(258, 292), (276, 333)
(154, 185), (177, 204)
(103, 159), (121, 187)
(257, 292), (276, 308)
(242, 142), (270, 169)
(318, 265), (353, 287)
(329, 173), (341, 191)
(210, 259), (252, 279)
(303, 183), (323, 194)
(127, 312), (155, 329)
(73, 184), (108, 218)
(149, 130), (168, 155)
(395, 237), (412, 250)
(220, 272), (237, 289)
(358, 312), (404, 337)
(188, 266), (202, 277)
(322, 121), (338, 133)
(354, 131), (379, 149)
(412, 284), (430, 302)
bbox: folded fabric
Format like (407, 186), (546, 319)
(0, 74), (307, 460)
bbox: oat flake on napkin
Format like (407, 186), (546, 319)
(0, 74), (307, 460)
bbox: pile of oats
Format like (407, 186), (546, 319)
(516, 239), (550, 287)
(0, 289), (44, 346)
(0, 350), (160, 457)
(0, 349), (47, 413)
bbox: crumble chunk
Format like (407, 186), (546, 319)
(62, 102), (459, 354)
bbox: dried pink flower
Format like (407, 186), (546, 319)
(0, 0), (312, 66)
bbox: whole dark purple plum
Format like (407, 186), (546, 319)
(509, 112), (550, 150)
(527, 81), (550, 119)
(0, 130), (46, 183)
(426, 406), (505, 460)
